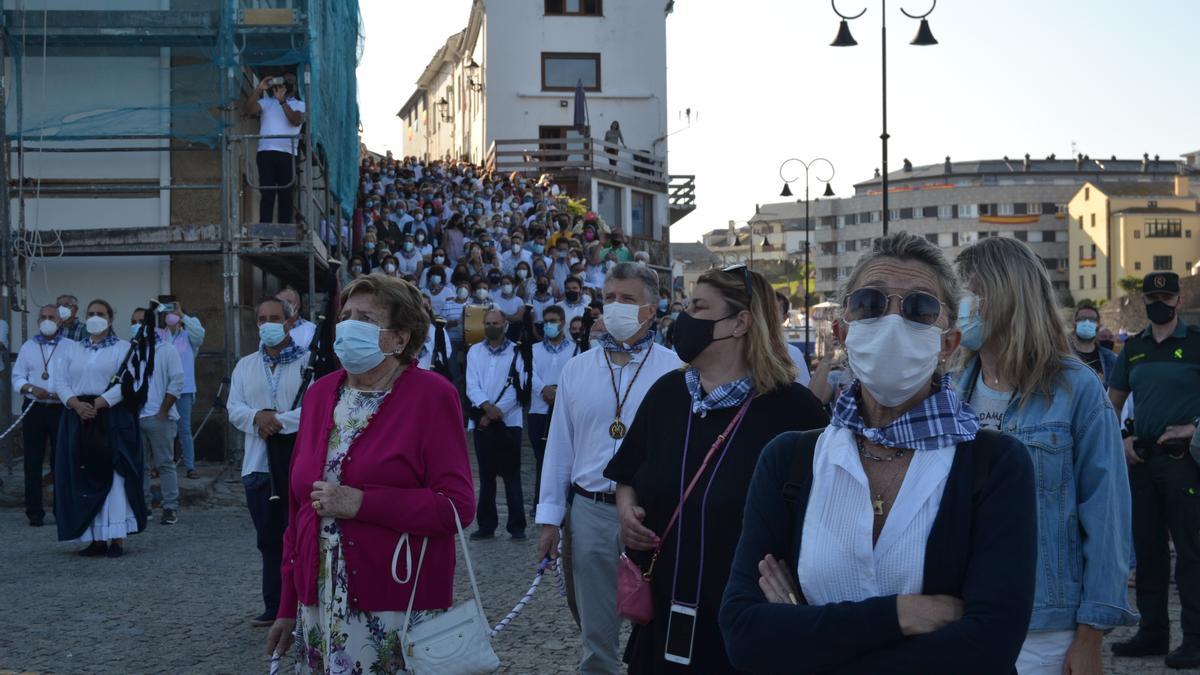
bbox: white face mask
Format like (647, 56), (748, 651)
(603, 302), (647, 344)
(39, 319), (58, 337)
(501, 284), (514, 296)
(85, 315), (110, 336)
(57, 305), (72, 320)
(844, 314), (943, 407)
(456, 287), (469, 300)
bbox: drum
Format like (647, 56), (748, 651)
(464, 304), (488, 346)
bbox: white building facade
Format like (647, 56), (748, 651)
(398, 0), (693, 265)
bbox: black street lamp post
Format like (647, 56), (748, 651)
(830, 0), (938, 236)
(779, 158), (835, 353)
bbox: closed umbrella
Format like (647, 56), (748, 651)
(573, 78), (589, 135)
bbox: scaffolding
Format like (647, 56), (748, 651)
(1, 1), (361, 467)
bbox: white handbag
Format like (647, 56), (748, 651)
(399, 499), (500, 674)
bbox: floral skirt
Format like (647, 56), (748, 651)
(294, 534), (434, 675)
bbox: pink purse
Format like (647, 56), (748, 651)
(616, 397), (754, 624)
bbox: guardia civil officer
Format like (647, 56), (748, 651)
(1109, 271), (1200, 669)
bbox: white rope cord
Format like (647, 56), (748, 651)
(0, 402), (35, 442)
(489, 555), (567, 637)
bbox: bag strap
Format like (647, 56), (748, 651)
(399, 496), (488, 647)
(651, 396), (755, 564)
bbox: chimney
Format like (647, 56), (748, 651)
(1176, 173), (1191, 198)
(902, 158), (913, 172)
(1023, 153), (1031, 172)
(944, 156), (951, 174)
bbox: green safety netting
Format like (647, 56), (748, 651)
(3, 0), (361, 217)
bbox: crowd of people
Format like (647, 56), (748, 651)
(16, 150), (1200, 675)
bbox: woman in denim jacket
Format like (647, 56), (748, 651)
(954, 237), (1137, 674)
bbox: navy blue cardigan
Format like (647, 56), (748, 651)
(719, 429), (1037, 674)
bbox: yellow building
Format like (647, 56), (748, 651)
(1067, 175), (1198, 302)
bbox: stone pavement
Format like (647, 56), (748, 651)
(0, 441), (1189, 673)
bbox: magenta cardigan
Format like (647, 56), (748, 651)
(278, 363), (476, 619)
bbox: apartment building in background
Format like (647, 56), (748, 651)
(1068, 175), (1199, 303)
(732, 153), (1191, 302)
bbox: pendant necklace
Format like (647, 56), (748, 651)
(603, 348), (651, 439)
(38, 340), (60, 380)
(857, 436), (909, 516)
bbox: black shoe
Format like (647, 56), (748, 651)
(510, 531), (527, 541)
(1166, 641), (1200, 669)
(28, 514), (44, 527)
(105, 542), (124, 558)
(79, 542), (108, 557)
(250, 611), (275, 627)
(1112, 631), (1170, 657)
(469, 530), (495, 541)
(161, 508), (178, 525)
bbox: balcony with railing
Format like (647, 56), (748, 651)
(485, 136), (686, 189)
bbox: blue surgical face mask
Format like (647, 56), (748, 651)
(334, 319), (392, 374)
(259, 322), (287, 348)
(544, 322), (561, 339)
(130, 324), (144, 340)
(430, 275), (442, 286)
(658, 298), (669, 311)
(1075, 319), (1098, 341)
(957, 294), (986, 352)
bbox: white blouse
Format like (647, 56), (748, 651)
(798, 426), (956, 605)
(52, 336), (129, 407)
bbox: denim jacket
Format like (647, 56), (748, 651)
(955, 356), (1137, 632)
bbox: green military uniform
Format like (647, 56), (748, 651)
(1109, 272), (1200, 656)
(1109, 320), (1200, 439)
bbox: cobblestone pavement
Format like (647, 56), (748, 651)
(0, 445), (1189, 673)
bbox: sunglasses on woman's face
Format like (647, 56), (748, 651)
(845, 287), (945, 326)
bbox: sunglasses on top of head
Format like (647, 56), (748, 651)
(844, 287), (945, 326)
(721, 264), (753, 301)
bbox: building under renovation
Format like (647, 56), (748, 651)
(1, 0), (360, 463)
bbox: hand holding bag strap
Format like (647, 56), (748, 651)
(400, 495), (488, 647)
(646, 396), (755, 575)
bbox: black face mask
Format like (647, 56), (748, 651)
(565, 290), (580, 303)
(672, 311), (736, 363)
(1147, 301), (1176, 326)
(1097, 339), (1115, 351)
(484, 325), (505, 342)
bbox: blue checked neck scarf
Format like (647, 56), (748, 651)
(262, 341), (306, 367)
(600, 329), (655, 354)
(830, 373), (979, 451)
(684, 367), (753, 415)
(542, 336), (572, 354)
(486, 339), (513, 356)
(34, 333), (62, 346)
(82, 332), (120, 352)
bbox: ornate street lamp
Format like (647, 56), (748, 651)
(779, 157), (836, 352)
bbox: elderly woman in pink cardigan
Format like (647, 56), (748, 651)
(266, 275), (476, 674)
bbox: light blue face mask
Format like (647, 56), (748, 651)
(957, 294), (986, 352)
(544, 322), (561, 339)
(259, 322), (287, 348)
(130, 324), (144, 340)
(1075, 319), (1098, 341)
(334, 319), (393, 374)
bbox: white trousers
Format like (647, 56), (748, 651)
(1016, 630), (1074, 675)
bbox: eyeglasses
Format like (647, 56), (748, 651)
(845, 287), (945, 326)
(722, 264), (753, 302)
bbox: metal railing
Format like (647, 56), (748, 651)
(668, 174), (697, 211)
(485, 137), (667, 185)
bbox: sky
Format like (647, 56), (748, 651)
(357, 0), (1200, 244)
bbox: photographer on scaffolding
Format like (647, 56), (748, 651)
(242, 73), (305, 224)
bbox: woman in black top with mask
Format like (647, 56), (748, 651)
(604, 266), (828, 672)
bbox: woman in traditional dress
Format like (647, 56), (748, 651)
(53, 299), (147, 557)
